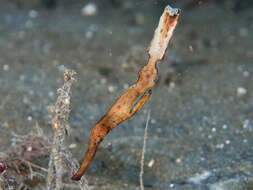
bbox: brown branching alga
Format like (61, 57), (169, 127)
(72, 5), (180, 181)
(0, 128), (51, 190)
(1, 68), (90, 190)
(46, 67), (89, 190)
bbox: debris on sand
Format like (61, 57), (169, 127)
(81, 3), (97, 16)
(237, 87), (247, 97)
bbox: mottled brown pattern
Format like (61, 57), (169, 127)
(160, 13), (178, 45)
(71, 5), (180, 181)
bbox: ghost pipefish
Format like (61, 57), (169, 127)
(71, 5), (180, 181)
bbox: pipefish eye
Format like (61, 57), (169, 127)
(166, 5), (181, 16)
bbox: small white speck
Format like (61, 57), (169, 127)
(176, 158), (181, 163)
(108, 85), (115, 93)
(85, 30), (93, 39)
(189, 45), (194, 52)
(69, 144), (77, 149)
(222, 124), (228, 129)
(64, 98), (70, 104)
(23, 97), (30, 104)
(3, 64), (9, 71)
(188, 171), (211, 184)
(27, 116), (32, 121)
(212, 128), (216, 132)
(19, 75), (26, 81)
(170, 183), (174, 187)
(148, 159), (155, 167)
(243, 71), (250, 77)
(81, 3), (97, 16)
(243, 119), (250, 129)
(151, 119), (156, 124)
(28, 9), (38, 18)
(169, 82), (176, 89)
(123, 83), (129, 89)
(225, 140), (230, 145)
(243, 139), (248, 143)
(3, 122), (9, 128)
(121, 63), (128, 69)
(48, 91), (54, 98)
(216, 143), (224, 149)
(100, 78), (107, 84)
(27, 146), (32, 151)
(237, 87), (247, 96)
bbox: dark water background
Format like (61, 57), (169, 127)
(0, 0), (252, 189)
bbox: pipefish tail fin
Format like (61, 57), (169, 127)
(71, 146), (95, 180)
(71, 124), (107, 180)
